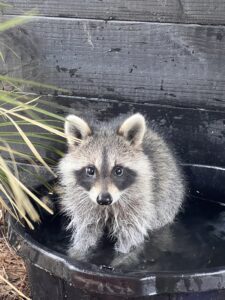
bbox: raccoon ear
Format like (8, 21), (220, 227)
(64, 115), (92, 146)
(117, 113), (146, 146)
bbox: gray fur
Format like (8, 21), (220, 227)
(57, 114), (185, 259)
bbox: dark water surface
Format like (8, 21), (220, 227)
(30, 181), (225, 274)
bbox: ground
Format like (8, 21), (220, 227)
(0, 211), (30, 300)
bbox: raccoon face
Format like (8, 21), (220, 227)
(74, 159), (137, 205)
(60, 113), (148, 206)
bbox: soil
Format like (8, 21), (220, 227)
(0, 211), (30, 300)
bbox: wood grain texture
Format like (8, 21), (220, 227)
(1, 16), (225, 108)
(3, 0), (225, 25)
(2, 96), (225, 169)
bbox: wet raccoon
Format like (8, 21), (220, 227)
(58, 113), (185, 259)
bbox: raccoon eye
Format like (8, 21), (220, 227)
(86, 166), (95, 177)
(114, 166), (124, 177)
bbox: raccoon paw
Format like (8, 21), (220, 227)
(68, 245), (97, 261)
(115, 229), (145, 254)
(110, 253), (130, 268)
(110, 250), (141, 268)
(68, 247), (87, 260)
(114, 239), (137, 254)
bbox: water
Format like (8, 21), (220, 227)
(30, 191), (225, 274)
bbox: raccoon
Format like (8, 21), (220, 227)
(58, 113), (185, 259)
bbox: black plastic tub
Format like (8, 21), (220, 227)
(8, 164), (225, 300)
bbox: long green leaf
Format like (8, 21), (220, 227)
(0, 14), (34, 32)
(0, 91), (66, 121)
(0, 75), (68, 93)
(0, 111), (56, 177)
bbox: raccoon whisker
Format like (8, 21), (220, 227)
(76, 197), (89, 206)
(126, 203), (141, 217)
(66, 200), (86, 213)
(75, 194), (90, 206)
(120, 195), (141, 216)
(75, 192), (89, 199)
(118, 194), (130, 206)
(75, 198), (87, 206)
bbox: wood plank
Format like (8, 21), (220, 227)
(3, 0), (225, 25)
(2, 96), (225, 169)
(1, 16), (225, 108)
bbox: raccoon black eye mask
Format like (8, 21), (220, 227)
(58, 113), (185, 259)
(75, 165), (137, 192)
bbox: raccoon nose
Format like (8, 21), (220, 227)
(97, 193), (112, 205)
